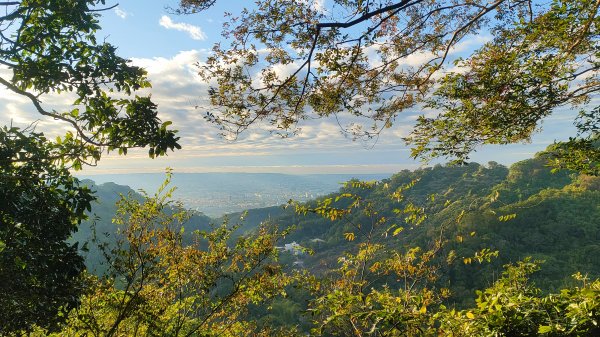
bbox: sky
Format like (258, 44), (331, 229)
(0, 0), (579, 175)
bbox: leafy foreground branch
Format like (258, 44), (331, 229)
(30, 173), (294, 337)
(437, 261), (600, 337)
(1, 2), (180, 331)
(0, 126), (94, 335)
(1, 0), (180, 167)
(293, 181), (600, 336)
(18, 177), (600, 337)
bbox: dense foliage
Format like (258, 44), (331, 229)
(65, 156), (600, 336)
(273, 156), (600, 302)
(437, 260), (600, 336)
(30, 174), (294, 337)
(0, 0), (180, 164)
(0, 127), (93, 334)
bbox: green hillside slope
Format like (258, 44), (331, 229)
(72, 180), (212, 274)
(266, 156), (599, 305)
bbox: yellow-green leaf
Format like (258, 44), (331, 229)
(393, 227), (404, 236)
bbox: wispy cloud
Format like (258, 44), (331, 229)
(159, 16), (207, 41)
(114, 7), (129, 19)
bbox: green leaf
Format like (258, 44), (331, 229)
(392, 227), (404, 236)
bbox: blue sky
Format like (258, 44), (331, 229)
(0, 1), (578, 174)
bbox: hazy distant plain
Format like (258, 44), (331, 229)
(79, 172), (391, 217)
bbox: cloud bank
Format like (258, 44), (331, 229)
(0, 36), (570, 174)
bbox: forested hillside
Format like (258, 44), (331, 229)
(240, 155), (600, 332)
(78, 154), (600, 305)
(272, 156), (600, 302)
(1, 148), (593, 336)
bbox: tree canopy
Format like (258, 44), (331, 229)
(179, 0), (598, 171)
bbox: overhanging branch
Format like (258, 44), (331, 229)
(0, 76), (103, 147)
(317, 0), (422, 29)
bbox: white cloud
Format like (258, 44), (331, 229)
(313, 0), (326, 12)
(159, 16), (207, 41)
(114, 7), (129, 19)
(1, 44), (563, 176)
(299, 0), (326, 13)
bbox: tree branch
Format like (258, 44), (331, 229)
(0, 76), (103, 147)
(437, 0), (504, 73)
(317, 0), (421, 29)
(88, 3), (119, 12)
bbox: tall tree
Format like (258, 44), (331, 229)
(0, 0), (180, 333)
(179, 0), (598, 172)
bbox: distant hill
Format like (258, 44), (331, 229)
(72, 180), (213, 274)
(72, 173), (390, 272)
